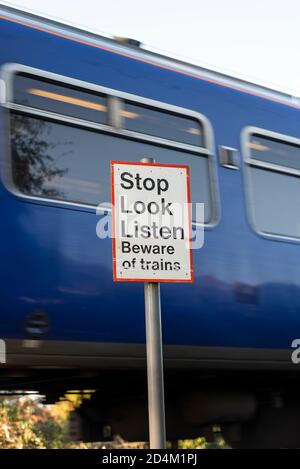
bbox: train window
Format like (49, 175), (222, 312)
(4, 66), (218, 224)
(245, 129), (300, 240)
(122, 101), (204, 146)
(10, 113), (213, 223)
(13, 74), (108, 124)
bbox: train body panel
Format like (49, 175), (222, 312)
(0, 6), (300, 370)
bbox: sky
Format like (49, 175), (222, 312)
(1, 0), (300, 96)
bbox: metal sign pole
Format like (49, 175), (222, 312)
(141, 157), (166, 449)
(144, 282), (166, 449)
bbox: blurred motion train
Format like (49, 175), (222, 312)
(1, 4), (300, 448)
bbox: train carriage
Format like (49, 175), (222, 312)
(1, 4), (300, 447)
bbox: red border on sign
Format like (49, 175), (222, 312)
(111, 161), (194, 283)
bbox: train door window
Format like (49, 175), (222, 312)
(244, 128), (300, 240)
(4, 65), (219, 225)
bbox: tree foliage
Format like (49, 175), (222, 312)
(0, 396), (75, 448)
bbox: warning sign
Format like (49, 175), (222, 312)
(111, 161), (193, 282)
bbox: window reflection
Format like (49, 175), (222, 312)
(11, 113), (68, 199)
(28, 88), (107, 113)
(249, 135), (300, 171)
(14, 75), (108, 124)
(249, 168), (300, 238)
(123, 102), (204, 147)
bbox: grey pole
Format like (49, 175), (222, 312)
(141, 157), (166, 449)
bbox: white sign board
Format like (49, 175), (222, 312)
(111, 161), (193, 282)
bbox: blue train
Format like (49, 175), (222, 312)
(1, 4), (300, 447)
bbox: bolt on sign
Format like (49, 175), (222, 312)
(111, 161), (194, 282)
